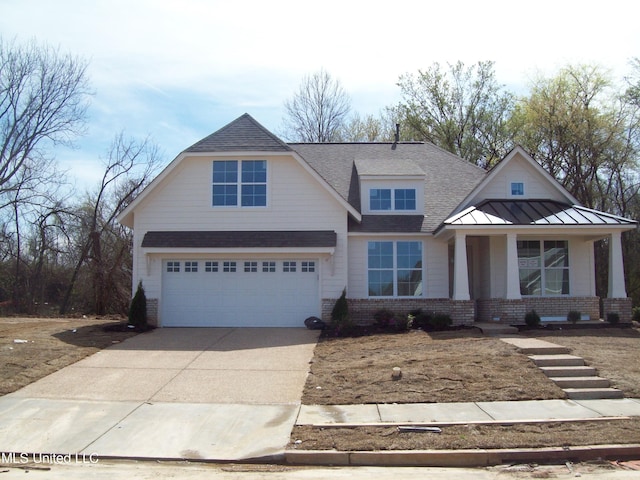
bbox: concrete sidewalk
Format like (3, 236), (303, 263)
(297, 398), (640, 426)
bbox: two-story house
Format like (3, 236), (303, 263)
(117, 114), (637, 327)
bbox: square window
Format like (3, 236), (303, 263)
(223, 261), (236, 273)
(185, 261), (198, 272)
(283, 261), (297, 272)
(394, 189), (416, 210)
(167, 261), (180, 272)
(511, 182), (524, 196)
(241, 184), (267, 207)
(370, 189), (392, 210)
(262, 261), (276, 272)
(244, 261), (258, 272)
(241, 160), (267, 183)
(205, 261), (218, 272)
(213, 161), (237, 183)
(302, 261), (315, 272)
(212, 160), (267, 207)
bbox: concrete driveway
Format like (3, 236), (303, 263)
(0, 327), (319, 461)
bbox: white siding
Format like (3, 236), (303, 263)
(347, 235), (448, 299)
(474, 152), (567, 203)
(131, 154), (348, 311)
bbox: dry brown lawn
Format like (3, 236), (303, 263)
(303, 329), (565, 405)
(293, 324), (640, 451)
(0, 316), (138, 395)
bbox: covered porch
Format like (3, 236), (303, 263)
(438, 200), (637, 324)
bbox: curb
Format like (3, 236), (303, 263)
(286, 444), (640, 467)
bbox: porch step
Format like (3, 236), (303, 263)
(540, 365), (598, 377)
(528, 354), (585, 367)
(549, 376), (611, 389)
(563, 388), (625, 400)
(474, 323), (519, 335)
(501, 337), (571, 355)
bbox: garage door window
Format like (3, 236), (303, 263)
(167, 261), (180, 272)
(262, 261), (276, 272)
(283, 261), (297, 272)
(205, 261), (218, 272)
(223, 261), (237, 272)
(244, 261), (258, 272)
(185, 261), (198, 272)
(302, 261), (315, 272)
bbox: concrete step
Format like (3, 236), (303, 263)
(550, 376), (611, 389)
(540, 365), (598, 377)
(529, 354), (585, 367)
(563, 388), (624, 400)
(501, 337), (571, 355)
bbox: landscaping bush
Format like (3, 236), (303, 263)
(607, 312), (620, 325)
(373, 309), (396, 328)
(632, 306), (640, 323)
(427, 313), (452, 331)
(329, 288), (354, 335)
(128, 281), (147, 329)
(524, 309), (541, 327)
(407, 309), (431, 330)
(567, 310), (581, 323)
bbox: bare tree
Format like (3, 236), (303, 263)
(282, 69), (351, 142)
(0, 37), (91, 200)
(60, 133), (161, 315)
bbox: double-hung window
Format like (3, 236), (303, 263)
(213, 160), (267, 207)
(369, 188), (416, 211)
(517, 240), (569, 296)
(368, 241), (423, 297)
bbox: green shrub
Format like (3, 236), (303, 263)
(331, 288), (351, 327)
(429, 313), (452, 331)
(607, 312), (620, 325)
(408, 309), (431, 330)
(373, 309), (396, 328)
(567, 310), (581, 323)
(128, 281), (147, 329)
(632, 306), (640, 322)
(524, 309), (540, 327)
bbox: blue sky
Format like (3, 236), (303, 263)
(1, 0), (639, 189)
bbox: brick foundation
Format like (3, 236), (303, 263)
(322, 298), (475, 326)
(477, 297), (600, 324)
(603, 297), (633, 323)
(146, 298), (158, 327)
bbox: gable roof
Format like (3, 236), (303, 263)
(185, 113), (291, 152)
(291, 142), (487, 232)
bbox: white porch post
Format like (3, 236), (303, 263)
(608, 231), (627, 298)
(453, 232), (470, 301)
(506, 233), (521, 300)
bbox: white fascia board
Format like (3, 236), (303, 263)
(143, 246), (336, 255)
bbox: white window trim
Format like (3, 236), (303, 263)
(517, 239), (570, 297)
(212, 160), (268, 208)
(368, 188), (417, 212)
(509, 181), (525, 197)
(367, 241), (424, 298)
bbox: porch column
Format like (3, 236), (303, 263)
(505, 233), (521, 300)
(608, 231), (627, 298)
(453, 232), (470, 301)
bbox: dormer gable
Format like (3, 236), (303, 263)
(355, 158), (426, 215)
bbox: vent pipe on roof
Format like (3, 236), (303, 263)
(394, 123), (400, 143)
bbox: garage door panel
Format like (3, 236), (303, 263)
(161, 259), (319, 327)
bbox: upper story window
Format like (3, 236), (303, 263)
(369, 188), (417, 211)
(511, 182), (525, 196)
(212, 160), (267, 207)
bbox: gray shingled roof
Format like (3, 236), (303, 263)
(185, 113), (291, 153)
(290, 142), (487, 232)
(349, 215), (429, 233)
(141, 230), (337, 248)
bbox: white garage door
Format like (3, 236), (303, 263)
(161, 258), (320, 327)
